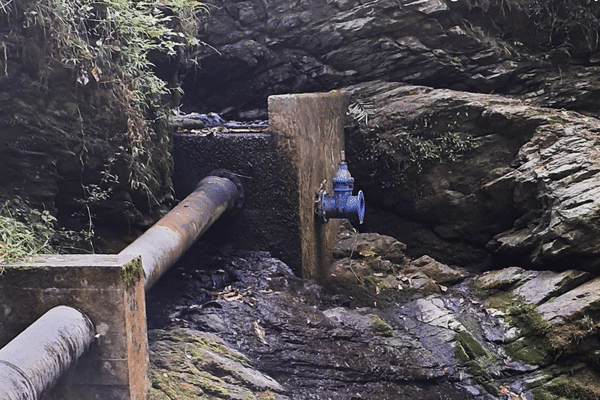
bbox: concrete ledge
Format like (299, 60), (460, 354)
(0, 255), (148, 400)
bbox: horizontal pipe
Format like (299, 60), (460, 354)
(0, 306), (95, 400)
(120, 174), (242, 291)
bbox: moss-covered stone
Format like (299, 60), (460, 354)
(370, 314), (394, 337)
(532, 369), (600, 400)
(148, 328), (264, 399)
(455, 330), (490, 360)
(505, 336), (551, 366)
(484, 290), (553, 365)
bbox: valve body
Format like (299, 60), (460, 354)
(316, 155), (365, 225)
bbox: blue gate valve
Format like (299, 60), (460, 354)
(316, 151), (365, 225)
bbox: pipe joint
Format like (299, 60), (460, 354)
(316, 152), (365, 225)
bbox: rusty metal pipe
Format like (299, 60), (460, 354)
(0, 306), (95, 400)
(120, 172), (243, 291)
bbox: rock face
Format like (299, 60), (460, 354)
(345, 80), (600, 271)
(184, 0), (544, 116)
(184, 0), (600, 117)
(0, 2), (176, 248)
(147, 243), (477, 399)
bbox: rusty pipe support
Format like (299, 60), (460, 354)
(120, 171), (243, 291)
(0, 306), (95, 400)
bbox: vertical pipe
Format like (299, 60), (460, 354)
(119, 174), (242, 291)
(0, 306), (95, 400)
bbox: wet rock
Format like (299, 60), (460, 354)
(148, 246), (600, 400)
(147, 248), (479, 399)
(476, 267), (540, 290)
(536, 277), (600, 325)
(330, 226), (467, 304)
(334, 223), (407, 264)
(410, 255), (468, 284)
(514, 270), (592, 305)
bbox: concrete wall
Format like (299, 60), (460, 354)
(172, 90), (348, 278)
(0, 255), (148, 399)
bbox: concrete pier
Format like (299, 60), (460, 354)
(0, 255), (148, 399)
(172, 90), (348, 278)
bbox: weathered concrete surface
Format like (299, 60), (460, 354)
(0, 306), (95, 400)
(0, 255), (148, 400)
(172, 132), (298, 270)
(173, 91), (348, 278)
(269, 90), (348, 279)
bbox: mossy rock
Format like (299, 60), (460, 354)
(148, 328), (281, 399)
(531, 369), (600, 400)
(370, 314), (394, 337)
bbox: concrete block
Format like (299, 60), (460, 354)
(172, 90), (348, 279)
(0, 255), (148, 400)
(268, 91), (348, 279)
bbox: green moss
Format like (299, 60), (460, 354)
(454, 341), (470, 363)
(531, 387), (559, 400)
(370, 314), (394, 337)
(480, 380), (500, 397)
(455, 331), (490, 360)
(244, 391), (258, 400)
(454, 330), (500, 396)
(151, 367), (229, 398)
(484, 290), (552, 365)
(533, 370), (600, 400)
(167, 328), (249, 366)
(505, 336), (551, 366)
(121, 256), (143, 287)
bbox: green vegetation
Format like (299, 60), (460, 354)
(2, 0), (207, 201)
(466, 0), (600, 56)
(348, 98), (476, 186)
(121, 256), (143, 287)
(532, 370), (600, 400)
(0, 198), (56, 266)
(516, 0), (600, 54)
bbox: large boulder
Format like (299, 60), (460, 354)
(345, 80), (600, 271)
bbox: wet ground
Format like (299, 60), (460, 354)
(146, 245), (477, 400)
